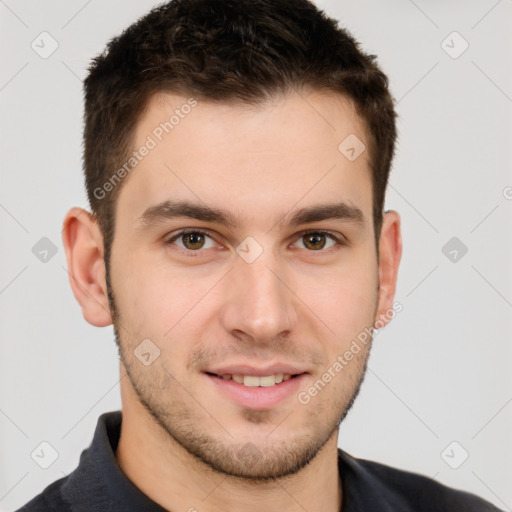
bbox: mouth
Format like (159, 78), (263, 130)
(205, 372), (301, 388)
(203, 371), (308, 410)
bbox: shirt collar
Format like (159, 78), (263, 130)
(61, 410), (168, 511)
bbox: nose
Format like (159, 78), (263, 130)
(219, 251), (298, 344)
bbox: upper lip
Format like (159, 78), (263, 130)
(205, 363), (309, 377)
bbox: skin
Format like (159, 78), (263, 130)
(62, 89), (402, 512)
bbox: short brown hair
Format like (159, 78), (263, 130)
(83, 0), (397, 272)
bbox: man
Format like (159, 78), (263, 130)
(17, 0), (502, 510)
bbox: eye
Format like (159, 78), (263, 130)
(165, 228), (344, 256)
(167, 230), (217, 252)
(292, 231), (342, 251)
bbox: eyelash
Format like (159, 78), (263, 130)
(165, 228), (346, 257)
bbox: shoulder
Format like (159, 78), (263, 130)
(13, 475), (71, 512)
(339, 450), (503, 512)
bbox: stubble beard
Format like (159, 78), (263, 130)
(106, 261), (372, 482)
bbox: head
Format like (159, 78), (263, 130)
(63, 0), (401, 481)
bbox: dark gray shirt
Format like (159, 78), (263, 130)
(15, 410), (502, 511)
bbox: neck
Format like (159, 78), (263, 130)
(116, 370), (342, 512)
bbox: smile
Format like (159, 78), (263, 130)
(205, 371), (306, 410)
(207, 373), (296, 387)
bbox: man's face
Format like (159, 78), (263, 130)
(109, 90), (381, 479)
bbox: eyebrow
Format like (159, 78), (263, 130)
(136, 199), (364, 230)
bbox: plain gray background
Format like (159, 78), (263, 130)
(1, 1), (511, 510)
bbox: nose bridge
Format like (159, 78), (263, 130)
(220, 247), (296, 342)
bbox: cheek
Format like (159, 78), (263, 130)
(112, 254), (221, 341)
(298, 253), (378, 340)
(311, 286), (376, 349)
(113, 238), (378, 349)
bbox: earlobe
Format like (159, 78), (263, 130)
(61, 207), (113, 327)
(374, 210), (402, 328)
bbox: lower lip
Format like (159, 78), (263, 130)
(205, 373), (307, 410)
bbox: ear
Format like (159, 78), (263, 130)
(61, 207), (113, 327)
(374, 210), (402, 328)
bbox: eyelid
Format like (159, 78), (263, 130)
(165, 228), (218, 246)
(165, 228), (347, 256)
(291, 229), (347, 249)
(294, 228), (346, 242)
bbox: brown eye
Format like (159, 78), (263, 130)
(302, 233), (327, 250)
(182, 232), (206, 250)
(292, 231), (341, 251)
(168, 230), (216, 252)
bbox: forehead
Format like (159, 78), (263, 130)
(116, 90), (373, 230)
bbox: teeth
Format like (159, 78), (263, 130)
(218, 373), (295, 387)
(243, 375), (260, 387)
(258, 375), (276, 387)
